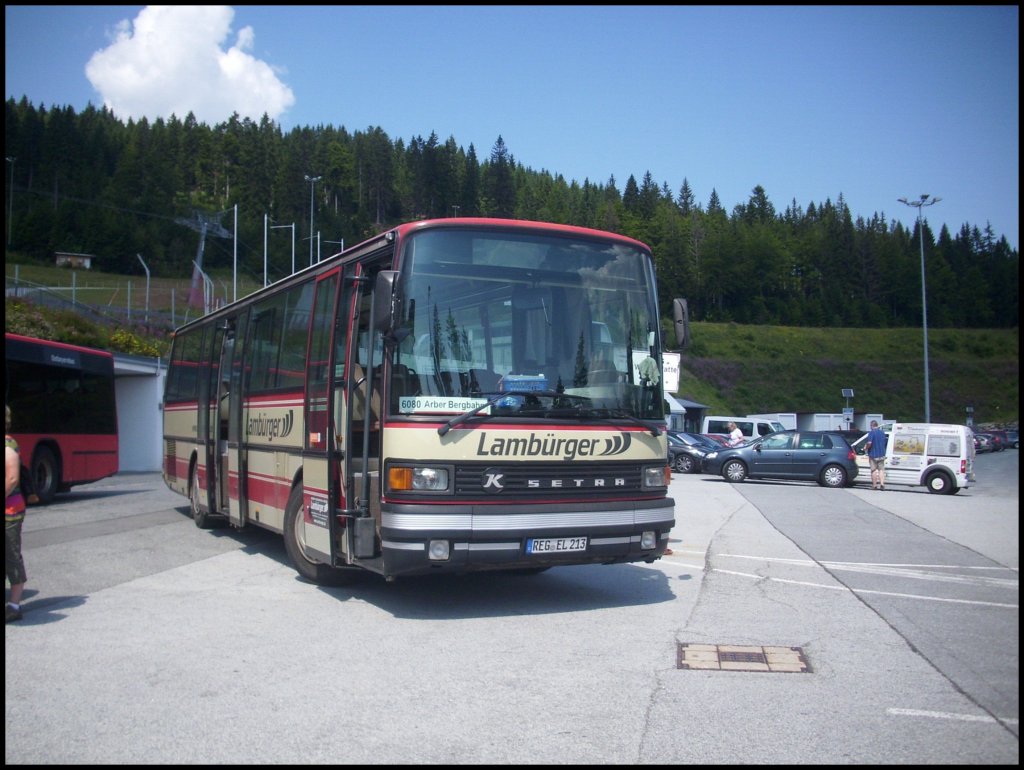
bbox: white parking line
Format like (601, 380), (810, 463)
(712, 568), (1018, 609)
(714, 553), (1019, 589)
(718, 553), (1018, 572)
(887, 707), (1019, 727)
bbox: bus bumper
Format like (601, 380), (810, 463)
(373, 498), (675, 577)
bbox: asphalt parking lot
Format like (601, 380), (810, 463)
(5, 449), (1018, 764)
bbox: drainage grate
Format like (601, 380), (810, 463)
(677, 643), (811, 673)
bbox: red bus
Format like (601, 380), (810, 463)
(163, 218), (683, 585)
(5, 333), (119, 503)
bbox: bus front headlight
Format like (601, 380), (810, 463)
(387, 465), (450, 492)
(644, 465), (670, 489)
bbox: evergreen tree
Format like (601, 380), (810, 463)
(622, 174), (640, 213)
(481, 135), (515, 217)
(460, 143), (480, 217)
(2, 96), (1018, 332)
(677, 178), (695, 216)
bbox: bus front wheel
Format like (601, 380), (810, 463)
(190, 465), (217, 529)
(31, 446), (60, 504)
(283, 484), (354, 587)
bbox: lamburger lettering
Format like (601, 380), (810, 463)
(247, 410), (295, 441)
(475, 431), (631, 460)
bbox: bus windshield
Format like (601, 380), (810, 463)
(391, 227), (664, 421)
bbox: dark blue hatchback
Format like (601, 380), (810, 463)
(702, 430), (859, 488)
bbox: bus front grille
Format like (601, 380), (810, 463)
(454, 463), (644, 497)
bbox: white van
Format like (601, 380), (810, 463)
(851, 422), (975, 494)
(702, 415), (786, 440)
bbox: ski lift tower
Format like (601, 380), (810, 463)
(175, 209), (232, 312)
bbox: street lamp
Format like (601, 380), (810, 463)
(898, 193), (941, 423)
(304, 174), (321, 267)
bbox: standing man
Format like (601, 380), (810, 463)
(865, 419), (888, 491)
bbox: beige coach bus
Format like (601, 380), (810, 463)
(162, 218), (684, 585)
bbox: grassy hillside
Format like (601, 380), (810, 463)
(6, 261), (1019, 427)
(675, 322), (1018, 427)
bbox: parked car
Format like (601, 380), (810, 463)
(701, 433), (735, 448)
(703, 430), (859, 488)
(669, 430), (721, 453)
(667, 439), (709, 474)
(1007, 430), (1019, 449)
(986, 429), (1011, 451)
(979, 432), (1005, 452)
(973, 432), (993, 453)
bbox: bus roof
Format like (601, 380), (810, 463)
(389, 217), (652, 251)
(5, 332), (116, 360)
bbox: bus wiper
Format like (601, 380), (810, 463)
(436, 390), (586, 436)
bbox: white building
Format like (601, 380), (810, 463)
(112, 352), (167, 472)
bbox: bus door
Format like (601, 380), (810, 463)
(213, 327), (234, 510)
(299, 271), (341, 562)
(223, 312), (248, 527)
(200, 324), (225, 515)
(334, 259), (388, 564)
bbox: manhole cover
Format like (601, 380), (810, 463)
(677, 643), (811, 673)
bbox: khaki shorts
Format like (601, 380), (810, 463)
(869, 457), (885, 471)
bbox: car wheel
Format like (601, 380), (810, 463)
(675, 454), (695, 474)
(723, 459), (747, 483)
(925, 472), (953, 495)
(819, 464), (847, 488)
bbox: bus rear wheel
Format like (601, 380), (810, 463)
(283, 484), (354, 587)
(31, 445), (60, 504)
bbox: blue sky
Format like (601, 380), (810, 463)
(5, 5), (1019, 250)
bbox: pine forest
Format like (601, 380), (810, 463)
(4, 97), (1019, 330)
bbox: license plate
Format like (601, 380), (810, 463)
(526, 536), (587, 554)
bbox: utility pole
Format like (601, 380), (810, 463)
(305, 174), (321, 267)
(271, 221), (296, 277)
(233, 203), (238, 303)
(5, 156), (14, 247)
(137, 253), (150, 322)
(897, 194), (941, 423)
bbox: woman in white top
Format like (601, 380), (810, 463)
(728, 422), (744, 446)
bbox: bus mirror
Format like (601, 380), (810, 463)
(673, 298), (690, 349)
(374, 270), (400, 337)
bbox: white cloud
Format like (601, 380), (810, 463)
(85, 5), (294, 125)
